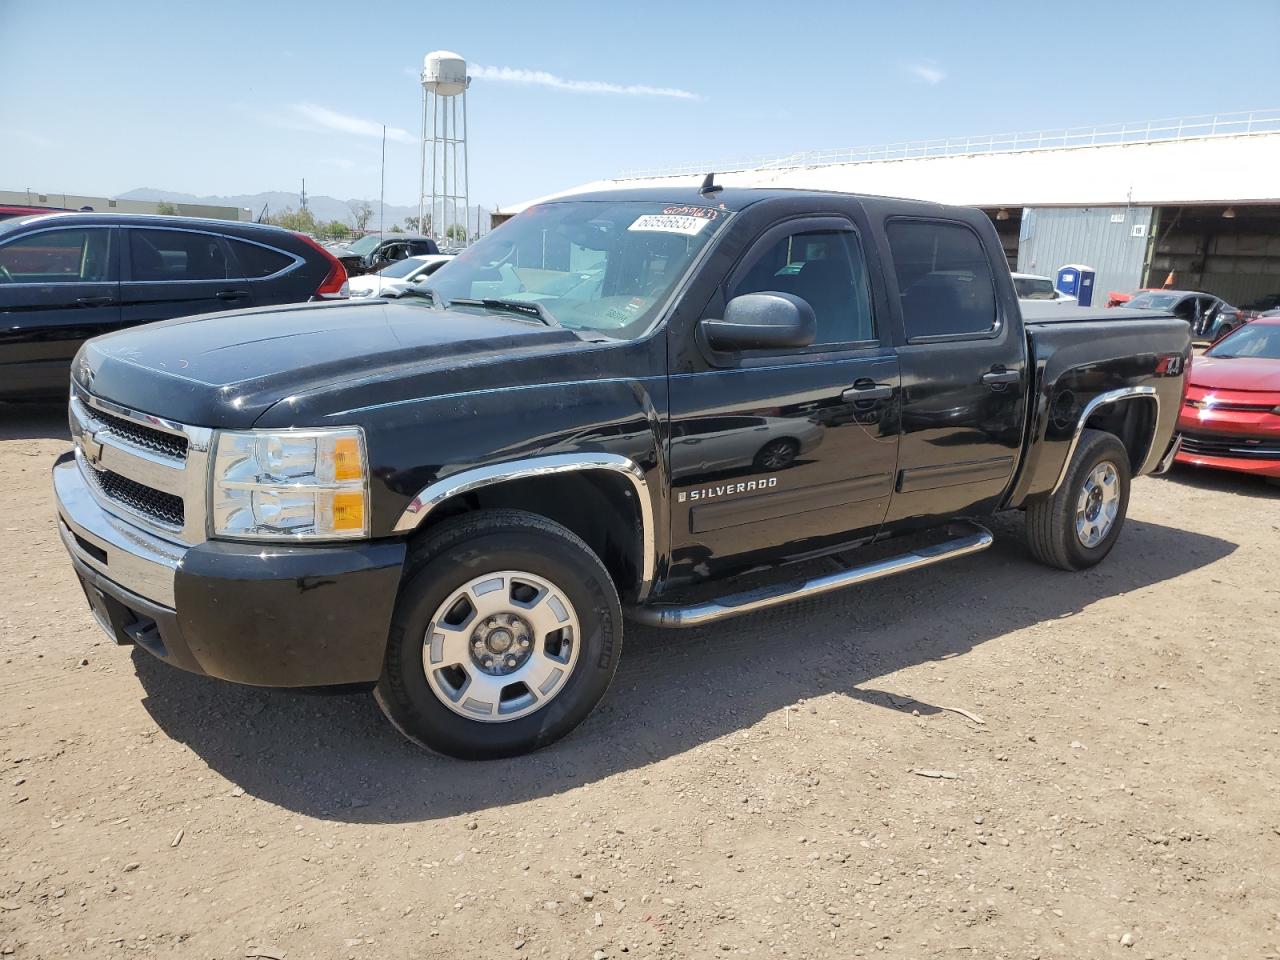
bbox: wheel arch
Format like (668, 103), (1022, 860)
(1050, 387), (1159, 495)
(393, 454), (656, 603)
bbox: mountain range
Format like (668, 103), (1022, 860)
(119, 188), (491, 233)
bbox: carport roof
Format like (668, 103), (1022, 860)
(500, 130), (1280, 216)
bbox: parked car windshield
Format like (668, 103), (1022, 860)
(1126, 292), (1179, 309)
(378, 257), (429, 279)
(344, 235), (382, 256)
(1013, 276), (1056, 299)
(424, 200), (731, 339)
(1206, 323), (1280, 360)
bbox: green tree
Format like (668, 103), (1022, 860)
(155, 201), (178, 216)
(267, 206), (320, 234)
(388, 224), (403, 233)
(320, 220), (348, 239)
(445, 223), (466, 242)
(404, 214), (428, 233)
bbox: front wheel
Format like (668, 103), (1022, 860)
(1026, 428), (1131, 571)
(375, 510), (623, 759)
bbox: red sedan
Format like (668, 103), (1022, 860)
(1175, 317), (1280, 483)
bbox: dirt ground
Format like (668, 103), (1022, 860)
(1, 400), (1278, 960)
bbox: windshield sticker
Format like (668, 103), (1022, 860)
(662, 205), (720, 221)
(628, 214), (712, 236)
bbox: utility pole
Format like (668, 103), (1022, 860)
(300, 178), (308, 213)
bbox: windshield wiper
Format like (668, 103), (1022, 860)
(400, 285), (437, 305)
(448, 297), (560, 327)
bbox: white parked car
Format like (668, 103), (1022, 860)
(348, 254), (453, 299)
(1012, 272), (1076, 305)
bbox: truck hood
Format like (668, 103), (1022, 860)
(74, 300), (586, 427)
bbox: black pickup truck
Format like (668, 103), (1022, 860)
(53, 187), (1189, 758)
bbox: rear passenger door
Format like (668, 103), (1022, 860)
(120, 227), (245, 324)
(667, 209), (901, 580)
(882, 217), (1027, 525)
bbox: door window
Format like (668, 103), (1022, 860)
(128, 229), (229, 282)
(729, 228), (875, 345)
(887, 220), (997, 339)
(226, 238), (293, 278)
(0, 228), (113, 283)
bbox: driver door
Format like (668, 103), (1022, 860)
(666, 208), (901, 582)
(0, 225), (121, 396)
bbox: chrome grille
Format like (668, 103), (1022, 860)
(92, 408), (189, 460)
(85, 466), (185, 528)
(69, 387), (212, 545)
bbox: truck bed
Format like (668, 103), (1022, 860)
(1019, 302), (1172, 324)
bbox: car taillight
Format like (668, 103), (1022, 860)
(293, 232), (350, 300)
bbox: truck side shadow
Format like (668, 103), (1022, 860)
(133, 514), (1234, 823)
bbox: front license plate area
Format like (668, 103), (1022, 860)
(77, 576), (134, 646)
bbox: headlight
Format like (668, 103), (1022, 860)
(211, 428), (369, 540)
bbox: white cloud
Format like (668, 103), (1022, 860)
(905, 61), (946, 85)
(288, 103), (415, 143)
(469, 64), (700, 100)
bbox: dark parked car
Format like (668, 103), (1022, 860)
(332, 234), (440, 276)
(1122, 289), (1238, 340)
(54, 187), (1188, 758)
(0, 213), (348, 399)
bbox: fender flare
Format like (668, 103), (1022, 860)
(392, 453), (656, 602)
(1050, 386), (1159, 495)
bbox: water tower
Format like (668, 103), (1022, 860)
(418, 50), (471, 243)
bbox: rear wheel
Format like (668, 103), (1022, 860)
(375, 510), (622, 759)
(1026, 429), (1131, 571)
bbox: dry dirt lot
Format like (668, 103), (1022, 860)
(1, 401), (1278, 960)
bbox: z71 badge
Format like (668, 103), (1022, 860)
(678, 477), (778, 503)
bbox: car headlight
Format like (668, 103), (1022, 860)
(211, 428), (369, 540)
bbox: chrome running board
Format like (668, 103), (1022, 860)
(629, 520), (994, 629)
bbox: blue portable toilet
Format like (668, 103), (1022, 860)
(1057, 264), (1097, 306)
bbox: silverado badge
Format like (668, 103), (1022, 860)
(678, 476), (779, 503)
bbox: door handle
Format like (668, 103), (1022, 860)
(981, 369), (1020, 386)
(75, 296), (114, 307)
(216, 290), (249, 300)
(842, 380), (894, 402)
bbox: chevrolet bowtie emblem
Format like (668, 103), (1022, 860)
(82, 430), (105, 466)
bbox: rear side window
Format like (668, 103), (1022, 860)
(887, 220), (997, 339)
(226, 238), (294, 278)
(0, 228), (113, 282)
(730, 228), (875, 345)
(129, 229), (228, 282)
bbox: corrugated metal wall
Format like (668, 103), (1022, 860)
(1017, 206), (1153, 303)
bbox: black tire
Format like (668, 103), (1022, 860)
(754, 437), (800, 471)
(375, 509), (623, 759)
(1026, 428), (1131, 571)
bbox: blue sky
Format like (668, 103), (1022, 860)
(2, 0), (1277, 210)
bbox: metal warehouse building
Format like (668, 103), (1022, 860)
(497, 110), (1280, 308)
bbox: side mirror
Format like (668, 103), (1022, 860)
(701, 292), (817, 351)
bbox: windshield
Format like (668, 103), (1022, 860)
(345, 234), (382, 256)
(378, 257), (429, 279)
(1206, 323), (1280, 360)
(424, 200), (730, 339)
(1013, 277), (1056, 299)
(1126, 292), (1179, 310)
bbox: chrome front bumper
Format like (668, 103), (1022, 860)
(54, 455), (187, 608)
